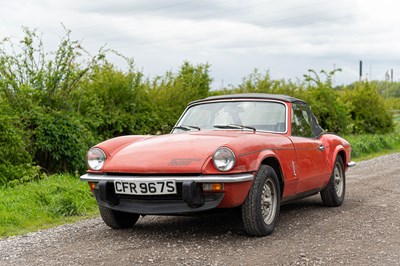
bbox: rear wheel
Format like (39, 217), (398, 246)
(99, 205), (140, 229)
(320, 156), (345, 207)
(241, 165), (280, 236)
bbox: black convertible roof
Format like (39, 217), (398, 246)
(188, 93), (307, 106)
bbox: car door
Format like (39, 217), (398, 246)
(289, 103), (330, 194)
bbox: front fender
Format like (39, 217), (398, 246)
(240, 148), (297, 182)
(201, 149), (281, 174)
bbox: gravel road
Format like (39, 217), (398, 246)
(1, 153), (400, 266)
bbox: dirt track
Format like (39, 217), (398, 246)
(1, 153), (400, 266)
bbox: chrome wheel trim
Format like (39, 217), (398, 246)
(334, 162), (344, 197)
(261, 179), (277, 225)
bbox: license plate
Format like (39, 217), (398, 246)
(114, 180), (177, 195)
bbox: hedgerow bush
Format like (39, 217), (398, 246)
(302, 69), (350, 133)
(0, 27), (398, 186)
(215, 69), (395, 135)
(33, 109), (95, 173)
(0, 28), (213, 183)
(341, 82), (393, 134)
(0, 27), (97, 178)
(0, 101), (44, 186)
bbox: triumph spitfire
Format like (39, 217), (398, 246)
(81, 93), (354, 236)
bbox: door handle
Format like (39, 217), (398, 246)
(318, 145), (325, 151)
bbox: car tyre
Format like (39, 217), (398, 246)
(99, 205), (140, 229)
(320, 156), (345, 207)
(241, 165), (280, 236)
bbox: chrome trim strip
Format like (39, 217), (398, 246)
(80, 173), (254, 183)
(348, 161), (356, 167)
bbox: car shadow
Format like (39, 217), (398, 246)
(112, 195), (339, 239)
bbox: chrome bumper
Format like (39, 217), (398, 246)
(348, 161), (356, 167)
(80, 173), (254, 183)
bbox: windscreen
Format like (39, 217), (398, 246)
(173, 100), (287, 133)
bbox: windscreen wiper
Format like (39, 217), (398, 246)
(173, 125), (201, 131)
(213, 124), (256, 132)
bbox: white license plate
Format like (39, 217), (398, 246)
(114, 180), (177, 195)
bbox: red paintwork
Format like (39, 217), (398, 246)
(217, 181), (253, 208)
(87, 98), (352, 209)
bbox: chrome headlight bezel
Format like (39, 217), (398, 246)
(87, 148), (106, 171)
(212, 147), (236, 172)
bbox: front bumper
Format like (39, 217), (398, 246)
(81, 173), (254, 215)
(80, 173), (254, 183)
(348, 161), (356, 167)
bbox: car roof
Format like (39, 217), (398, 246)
(188, 93), (307, 106)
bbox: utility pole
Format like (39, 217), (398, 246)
(391, 69), (393, 82)
(359, 60), (362, 81)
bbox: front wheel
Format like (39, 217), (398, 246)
(241, 165), (281, 236)
(99, 205), (140, 229)
(320, 156), (345, 207)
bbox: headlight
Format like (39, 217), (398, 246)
(87, 148), (106, 171)
(213, 147), (236, 172)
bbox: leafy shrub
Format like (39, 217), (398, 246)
(0, 27), (99, 176)
(0, 27), (397, 179)
(74, 61), (153, 138)
(214, 69), (351, 134)
(149, 61), (212, 133)
(0, 108), (30, 165)
(342, 82), (393, 134)
(302, 69), (350, 133)
(385, 98), (400, 110)
(33, 109), (95, 174)
(0, 102), (44, 186)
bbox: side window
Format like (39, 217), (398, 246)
(291, 104), (314, 138)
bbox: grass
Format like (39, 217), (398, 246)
(343, 122), (400, 161)
(0, 174), (98, 237)
(1, 122), (400, 238)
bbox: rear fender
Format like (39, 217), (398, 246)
(331, 145), (346, 171)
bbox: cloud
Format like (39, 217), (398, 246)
(1, 0), (400, 86)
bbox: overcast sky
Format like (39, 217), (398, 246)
(1, 0), (400, 89)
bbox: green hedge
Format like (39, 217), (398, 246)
(0, 28), (398, 185)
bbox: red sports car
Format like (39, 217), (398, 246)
(81, 93), (355, 236)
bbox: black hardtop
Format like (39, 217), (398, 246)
(188, 93), (307, 106)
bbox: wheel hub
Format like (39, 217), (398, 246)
(334, 162), (344, 197)
(261, 179), (277, 225)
